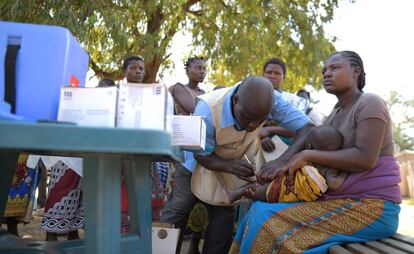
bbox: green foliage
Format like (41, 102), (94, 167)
(1, 0), (191, 82)
(387, 91), (414, 151)
(1, 0), (338, 88)
(190, 0), (337, 90)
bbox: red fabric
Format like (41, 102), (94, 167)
(120, 167), (131, 234)
(121, 176), (129, 212)
(11, 157), (28, 186)
(44, 169), (80, 211)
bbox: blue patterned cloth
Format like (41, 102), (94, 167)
(230, 199), (400, 254)
(155, 162), (169, 188)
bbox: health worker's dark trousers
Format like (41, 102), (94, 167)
(160, 164), (236, 254)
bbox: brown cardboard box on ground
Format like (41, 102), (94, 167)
(152, 226), (180, 254)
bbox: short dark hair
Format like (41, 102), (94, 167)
(98, 78), (116, 87)
(122, 55), (144, 71)
(184, 56), (204, 71)
(236, 76), (275, 109)
(213, 85), (226, 90)
(297, 89), (310, 99)
(263, 57), (286, 76)
(307, 126), (343, 151)
(331, 51), (366, 91)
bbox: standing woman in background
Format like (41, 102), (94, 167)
(2, 154), (42, 236)
(260, 57), (309, 150)
(120, 55), (145, 232)
(165, 56), (208, 254)
(41, 157), (84, 241)
(169, 56), (206, 115)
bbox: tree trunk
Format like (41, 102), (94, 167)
(144, 55), (162, 83)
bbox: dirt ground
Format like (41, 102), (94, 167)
(1, 208), (85, 241)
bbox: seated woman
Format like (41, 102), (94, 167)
(225, 126), (347, 204)
(230, 51), (401, 254)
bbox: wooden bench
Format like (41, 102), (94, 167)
(329, 233), (414, 254)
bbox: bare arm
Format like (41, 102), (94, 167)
(259, 126), (296, 152)
(287, 118), (386, 175)
(195, 154), (256, 182)
(169, 83), (197, 114)
(322, 167), (348, 191)
(259, 126), (295, 139)
(256, 123), (315, 183)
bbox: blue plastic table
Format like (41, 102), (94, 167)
(0, 120), (178, 254)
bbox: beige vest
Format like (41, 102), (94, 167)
(191, 88), (265, 206)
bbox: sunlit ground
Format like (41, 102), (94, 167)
(398, 199), (414, 236)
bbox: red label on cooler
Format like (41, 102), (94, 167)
(69, 75), (80, 87)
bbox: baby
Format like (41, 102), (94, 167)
(225, 126), (347, 204)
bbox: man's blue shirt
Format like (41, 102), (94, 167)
(183, 85), (310, 172)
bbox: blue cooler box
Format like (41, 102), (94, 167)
(0, 21), (89, 121)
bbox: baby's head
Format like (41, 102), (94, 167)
(306, 126), (343, 151)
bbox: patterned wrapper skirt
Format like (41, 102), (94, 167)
(41, 161), (83, 233)
(3, 154), (40, 223)
(230, 198), (399, 254)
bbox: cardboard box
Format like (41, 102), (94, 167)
(168, 115), (206, 150)
(117, 83), (173, 130)
(152, 227), (180, 254)
(57, 83), (175, 131)
(57, 87), (117, 127)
